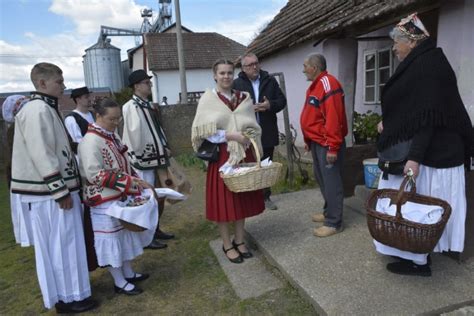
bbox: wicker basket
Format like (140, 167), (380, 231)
(366, 176), (451, 253)
(221, 138), (282, 193)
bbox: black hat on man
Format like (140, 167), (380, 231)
(71, 86), (90, 99)
(128, 70), (152, 87)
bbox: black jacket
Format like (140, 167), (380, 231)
(232, 70), (287, 148)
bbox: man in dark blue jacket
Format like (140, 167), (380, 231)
(232, 53), (287, 210)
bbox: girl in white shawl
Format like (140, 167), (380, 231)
(192, 59), (265, 264)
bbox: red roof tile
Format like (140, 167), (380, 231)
(145, 32), (247, 71)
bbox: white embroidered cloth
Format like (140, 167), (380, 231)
(104, 189), (158, 230)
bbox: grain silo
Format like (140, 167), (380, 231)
(83, 38), (124, 92)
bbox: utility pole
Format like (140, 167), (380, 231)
(174, 0), (188, 103)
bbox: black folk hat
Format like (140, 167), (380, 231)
(70, 86), (90, 99)
(128, 70), (152, 87)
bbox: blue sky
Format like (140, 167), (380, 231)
(0, 0), (287, 92)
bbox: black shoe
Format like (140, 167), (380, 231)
(114, 282), (143, 295)
(264, 198), (278, 210)
(55, 297), (98, 314)
(222, 245), (243, 264)
(125, 273), (150, 283)
(145, 239), (167, 250)
(232, 240), (253, 259)
(155, 230), (175, 240)
(386, 261), (431, 277)
(391, 255), (432, 266)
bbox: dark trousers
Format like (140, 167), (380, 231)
(262, 147), (274, 200)
(310, 141), (345, 228)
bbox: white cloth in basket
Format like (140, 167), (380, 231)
(91, 189), (158, 268)
(373, 164), (466, 264)
(219, 157), (273, 175)
(375, 198), (444, 225)
(103, 189), (158, 230)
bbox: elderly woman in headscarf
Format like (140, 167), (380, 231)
(375, 13), (474, 276)
(2, 95), (34, 247)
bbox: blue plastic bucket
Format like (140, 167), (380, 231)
(363, 158), (381, 189)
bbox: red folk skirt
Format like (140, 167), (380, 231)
(206, 143), (265, 222)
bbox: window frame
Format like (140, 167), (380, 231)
(363, 47), (393, 104)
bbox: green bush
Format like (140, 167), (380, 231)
(353, 111), (381, 144)
(113, 87), (133, 106)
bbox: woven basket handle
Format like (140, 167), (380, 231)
(248, 137), (261, 169)
(393, 175), (416, 220)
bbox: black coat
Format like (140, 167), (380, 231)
(232, 70), (287, 148)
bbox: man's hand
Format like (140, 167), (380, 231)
(326, 152), (337, 165)
(254, 96), (270, 112)
(58, 195), (73, 210)
(404, 160), (420, 178)
(304, 143), (310, 152)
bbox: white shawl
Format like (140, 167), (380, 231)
(191, 89), (262, 165)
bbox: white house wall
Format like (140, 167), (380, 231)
(132, 48), (145, 71)
(155, 69), (216, 104)
(260, 40), (357, 146)
(258, 41), (322, 147)
(437, 0), (474, 123)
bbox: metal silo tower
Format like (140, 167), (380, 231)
(83, 38), (124, 92)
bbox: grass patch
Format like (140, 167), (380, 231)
(0, 157), (316, 315)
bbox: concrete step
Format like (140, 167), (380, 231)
(209, 239), (283, 299)
(245, 189), (474, 315)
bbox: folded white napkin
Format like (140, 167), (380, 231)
(376, 198), (443, 224)
(219, 157), (273, 175)
(154, 188), (186, 200)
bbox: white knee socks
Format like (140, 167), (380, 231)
(108, 266), (134, 290)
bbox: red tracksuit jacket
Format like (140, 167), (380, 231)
(300, 71), (348, 154)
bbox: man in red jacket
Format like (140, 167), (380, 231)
(300, 53), (348, 237)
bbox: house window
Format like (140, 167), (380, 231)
(364, 48), (392, 104)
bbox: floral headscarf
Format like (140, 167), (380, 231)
(2, 95), (29, 123)
(397, 13), (430, 40)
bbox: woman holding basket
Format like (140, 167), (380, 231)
(375, 14), (473, 276)
(78, 98), (157, 294)
(192, 59), (265, 264)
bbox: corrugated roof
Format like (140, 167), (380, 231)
(247, 0), (440, 59)
(86, 39), (120, 51)
(145, 32), (246, 71)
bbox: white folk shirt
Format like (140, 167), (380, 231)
(64, 110), (95, 143)
(251, 76), (260, 123)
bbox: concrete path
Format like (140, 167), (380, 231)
(244, 189), (474, 315)
(209, 239), (283, 300)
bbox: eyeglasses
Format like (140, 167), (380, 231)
(243, 62), (259, 68)
(140, 80), (152, 85)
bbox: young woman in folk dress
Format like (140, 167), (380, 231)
(79, 98), (157, 294)
(192, 59), (265, 263)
